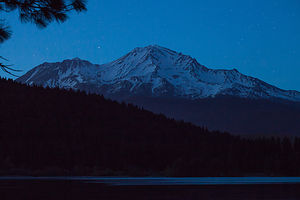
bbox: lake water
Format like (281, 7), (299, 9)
(1, 177), (300, 200)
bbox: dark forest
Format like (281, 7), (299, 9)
(0, 78), (300, 177)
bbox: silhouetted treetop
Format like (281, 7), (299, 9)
(0, 0), (87, 42)
(0, 0), (87, 75)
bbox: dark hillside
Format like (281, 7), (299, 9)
(0, 78), (300, 176)
(118, 95), (300, 136)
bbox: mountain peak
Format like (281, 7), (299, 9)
(132, 45), (178, 57)
(61, 57), (86, 63)
(145, 44), (174, 51)
(16, 45), (300, 102)
(71, 57), (82, 61)
(135, 44), (167, 50)
(60, 57), (93, 67)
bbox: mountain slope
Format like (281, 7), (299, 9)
(16, 45), (300, 135)
(17, 45), (300, 102)
(127, 95), (300, 136)
(1, 78), (300, 176)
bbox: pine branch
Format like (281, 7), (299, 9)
(0, 56), (22, 77)
(0, 0), (87, 39)
(0, 23), (11, 43)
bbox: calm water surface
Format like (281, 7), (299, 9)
(1, 177), (300, 200)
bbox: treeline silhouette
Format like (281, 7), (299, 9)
(0, 78), (300, 176)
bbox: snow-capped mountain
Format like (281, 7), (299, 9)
(17, 45), (300, 102)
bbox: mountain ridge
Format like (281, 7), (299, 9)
(14, 46), (300, 135)
(16, 45), (300, 102)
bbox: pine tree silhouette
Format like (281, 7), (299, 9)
(0, 0), (87, 75)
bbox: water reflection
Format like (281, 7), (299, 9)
(1, 177), (300, 200)
(81, 177), (300, 186)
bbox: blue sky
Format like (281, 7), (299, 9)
(0, 0), (300, 91)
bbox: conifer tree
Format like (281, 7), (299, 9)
(0, 0), (87, 75)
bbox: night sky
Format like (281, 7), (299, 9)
(0, 0), (299, 91)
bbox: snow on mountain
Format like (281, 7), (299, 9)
(16, 45), (300, 102)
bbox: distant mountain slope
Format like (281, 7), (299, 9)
(17, 45), (300, 102)
(1, 78), (300, 177)
(126, 95), (300, 136)
(16, 45), (300, 135)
